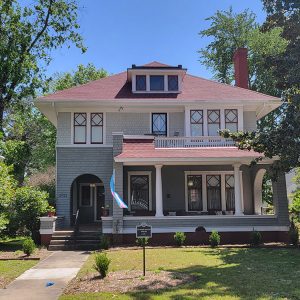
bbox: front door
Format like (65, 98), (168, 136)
(79, 183), (104, 223)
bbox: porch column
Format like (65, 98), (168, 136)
(233, 163), (243, 216)
(155, 164), (164, 217)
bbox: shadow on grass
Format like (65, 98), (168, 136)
(126, 248), (300, 300)
(0, 238), (25, 252)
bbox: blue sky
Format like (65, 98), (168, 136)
(47, 0), (266, 79)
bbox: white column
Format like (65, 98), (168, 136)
(221, 173), (226, 211)
(184, 108), (191, 137)
(155, 165), (164, 217)
(202, 175), (207, 212)
(233, 163), (243, 215)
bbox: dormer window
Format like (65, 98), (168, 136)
(168, 75), (178, 91)
(150, 75), (164, 91)
(136, 75), (146, 91)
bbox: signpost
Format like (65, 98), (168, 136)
(136, 223), (152, 276)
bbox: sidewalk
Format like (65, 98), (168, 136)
(0, 251), (89, 300)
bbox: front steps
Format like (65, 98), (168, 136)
(49, 229), (102, 251)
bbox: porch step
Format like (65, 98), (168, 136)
(48, 244), (99, 251)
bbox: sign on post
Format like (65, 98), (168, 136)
(136, 223), (152, 276)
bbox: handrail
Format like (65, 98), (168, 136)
(155, 136), (235, 148)
(74, 209), (80, 246)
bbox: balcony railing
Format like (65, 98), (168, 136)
(155, 136), (235, 148)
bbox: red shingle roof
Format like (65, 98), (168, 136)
(115, 139), (262, 160)
(39, 62), (280, 102)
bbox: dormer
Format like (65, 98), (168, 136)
(127, 62), (187, 93)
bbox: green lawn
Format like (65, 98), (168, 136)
(60, 247), (300, 300)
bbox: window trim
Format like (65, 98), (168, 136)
(151, 113), (168, 136)
(128, 171), (152, 211)
(74, 112), (87, 144)
(225, 109), (238, 132)
(207, 109), (221, 136)
(90, 112), (104, 144)
(190, 109), (204, 137)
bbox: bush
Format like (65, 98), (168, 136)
(209, 230), (220, 247)
(22, 237), (36, 256)
(136, 237), (149, 247)
(99, 235), (110, 250)
(94, 253), (111, 278)
(250, 230), (262, 246)
(289, 221), (299, 247)
(174, 232), (186, 246)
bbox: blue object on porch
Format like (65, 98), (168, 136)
(46, 281), (55, 287)
(110, 170), (128, 209)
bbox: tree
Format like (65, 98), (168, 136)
(0, 0), (86, 133)
(199, 7), (288, 95)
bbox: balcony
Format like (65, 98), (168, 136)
(154, 136), (235, 148)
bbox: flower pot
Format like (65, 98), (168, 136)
(101, 208), (109, 217)
(47, 211), (55, 217)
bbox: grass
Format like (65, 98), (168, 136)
(0, 237), (39, 288)
(60, 247), (300, 300)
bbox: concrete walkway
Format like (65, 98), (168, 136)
(0, 251), (89, 300)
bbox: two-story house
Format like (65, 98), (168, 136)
(36, 48), (290, 245)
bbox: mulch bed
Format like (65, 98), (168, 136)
(0, 248), (51, 261)
(64, 270), (195, 294)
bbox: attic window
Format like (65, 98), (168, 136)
(168, 75), (178, 91)
(136, 75), (146, 91)
(150, 75), (164, 91)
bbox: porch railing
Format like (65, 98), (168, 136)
(154, 136), (235, 148)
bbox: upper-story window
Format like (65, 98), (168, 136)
(136, 75), (146, 91)
(150, 75), (164, 91)
(168, 75), (178, 91)
(225, 109), (238, 132)
(74, 113), (87, 144)
(91, 113), (103, 144)
(152, 113), (167, 136)
(190, 110), (203, 136)
(207, 109), (220, 136)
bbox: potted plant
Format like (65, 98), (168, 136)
(47, 205), (56, 217)
(101, 205), (109, 217)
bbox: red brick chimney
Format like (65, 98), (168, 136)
(233, 48), (249, 89)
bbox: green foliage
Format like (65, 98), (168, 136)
(94, 253), (111, 278)
(288, 221), (299, 247)
(9, 186), (48, 238)
(250, 230), (262, 246)
(173, 232), (186, 247)
(199, 7), (288, 95)
(99, 235), (110, 250)
(209, 231), (220, 247)
(136, 237), (149, 247)
(262, 173), (273, 205)
(290, 190), (300, 222)
(22, 237), (36, 256)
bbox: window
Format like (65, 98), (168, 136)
(152, 113), (167, 136)
(225, 175), (235, 211)
(190, 110), (203, 136)
(136, 75), (146, 91)
(168, 75), (178, 91)
(80, 184), (92, 206)
(91, 113), (103, 144)
(187, 175), (202, 211)
(207, 175), (221, 210)
(150, 75), (164, 91)
(130, 175), (150, 211)
(207, 110), (220, 136)
(74, 113), (87, 144)
(225, 109), (238, 132)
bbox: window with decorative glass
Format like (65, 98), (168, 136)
(225, 175), (235, 211)
(74, 113), (87, 144)
(152, 113), (167, 136)
(136, 75), (146, 91)
(168, 75), (178, 91)
(207, 110), (220, 136)
(190, 110), (203, 136)
(187, 175), (203, 211)
(225, 109), (238, 132)
(91, 113), (103, 144)
(130, 175), (150, 211)
(207, 175), (222, 210)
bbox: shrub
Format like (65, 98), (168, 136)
(94, 253), (111, 278)
(209, 230), (220, 247)
(136, 237), (149, 247)
(174, 232), (186, 246)
(22, 237), (36, 256)
(99, 235), (110, 250)
(289, 221), (299, 247)
(250, 230), (262, 246)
